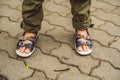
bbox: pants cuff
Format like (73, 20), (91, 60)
(21, 21), (41, 33)
(72, 18), (91, 30)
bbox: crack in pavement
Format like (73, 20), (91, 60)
(91, 14), (120, 27)
(1, 25), (120, 80)
(35, 46), (100, 79)
(39, 33), (73, 49)
(1, 0), (120, 80)
(0, 30), (18, 39)
(92, 7), (120, 17)
(97, 0), (120, 7)
(90, 54), (120, 70)
(53, 0), (70, 10)
(1, 33), (119, 80)
(93, 39), (120, 53)
(23, 67), (50, 80)
(112, 6), (120, 16)
(92, 28), (116, 38)
(21, 69), (36, 80)
(44, 19), (72, 33)
(0, 3), (21, 11)
(0, 15), (21, 23)
(96, 20), (106, 29)
(89, 60), (102, 80)
(44, 7), (71, 19)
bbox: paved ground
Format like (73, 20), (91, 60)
(0, 0), (120, 80)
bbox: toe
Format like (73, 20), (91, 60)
(77, 46), (82, 51)
(25, 48), (30, 53)
(19, 47), (24, 52)
(19, 47), (22, 51)
(21, 47), (25, 53)
(86, 46), (90, 51)
(82, 45), (87, 51)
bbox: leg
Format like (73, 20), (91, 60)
(16, 0), (44, 57)
(70, 0), (91, 30)
(70, 0), (92, 55)
(21, 0), (44, 32)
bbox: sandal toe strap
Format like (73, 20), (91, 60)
(76, 40), (93, 48)
(17, 41), (34, 52)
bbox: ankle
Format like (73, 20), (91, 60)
(76, 29), (87, 35)
(24, 32), (35, 37)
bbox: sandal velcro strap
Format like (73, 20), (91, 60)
(76, 40), (93, 48)
(17, 41), (34, 52)
(19, 36), (36, 41)
(75, 34), (90, 40)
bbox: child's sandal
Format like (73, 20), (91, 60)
(74, 24), (94, 55)
(74, 31), (93, 55)
(16, 32), (39, 57)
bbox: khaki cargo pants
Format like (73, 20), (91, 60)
(21, 0), (91, 32)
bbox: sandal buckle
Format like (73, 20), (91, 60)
(18, 41), (25, 46)
(19, 36), (27, 40)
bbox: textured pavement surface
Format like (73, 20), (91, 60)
(0, 0), (120, 80)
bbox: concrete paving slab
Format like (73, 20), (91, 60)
(0, 51), (33, 80)
(0, 0), (120, 80)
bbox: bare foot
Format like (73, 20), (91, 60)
(76, 30), (90, 52)
(18, 32), (35, 53)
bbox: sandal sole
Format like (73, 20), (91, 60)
(16, 47), (35, 57)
